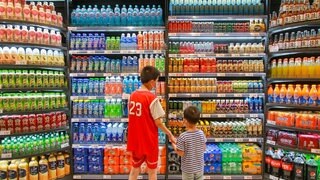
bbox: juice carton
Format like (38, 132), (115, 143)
(243, 162), (262, 175)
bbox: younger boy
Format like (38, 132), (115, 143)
(127, 66), (176, 180)
(172, 106), (207, 180)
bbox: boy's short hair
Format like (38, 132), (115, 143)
(184, 106), (200, 125)
(140, 66), (160, 84)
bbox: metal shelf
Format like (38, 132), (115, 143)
(0, 64), (67, 70)
(168, 174), (263, 180)
(0, 87), (67, 93)
(168, 72), (266, 77)
(266, 122), (320, 134)
(207, 137), (263, 143)
(72, 144), (125, 149)
(0, 19), (66, 32)
(168, 32), (266, 37)
(268, 48), (320, 59)
(168, 15), (268, 21)
(266, 103), (320, 111)
(264, 173), (283, 180)
(0, 108), (69, 116)
(71, 118), (128, 123)
(70, 72), (165, 77)
(168, 93), (264, 98)
(68, 26), (165, 32)
(0, 126), (69, 137)
(73, 174), (166, 180)
(268, 20), (320, 35)
(70, 95), (123, 100)
(0, 143), (70, 160)
(69, 50), (165, 55)
(0, 42), (67, 51)
(169, 113), (264, 119)
(169, 53), (266, 58)
(267, 78), (320, 84)
(266, 140), (320, 155)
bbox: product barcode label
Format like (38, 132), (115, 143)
(223, 176), (232, 179)
(61, 143), (69, 148)
(103, 175), (111, 179)
(267, 140), (276, 145)
(311, 149), (320, 154)
(1, 153), (12, 158)
(0, 131), (10, 135)
(203, 176), (211, 179)
(267, 120), (276, 125)
(73, 175), (82, 179)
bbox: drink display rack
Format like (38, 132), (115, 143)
(165, 0), (268, 180)
(264, 0), (320, 180)
(0, 0), (71, 179)
(68, 0), (167, 179)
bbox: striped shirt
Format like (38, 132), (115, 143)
(176, 129), (207, 173)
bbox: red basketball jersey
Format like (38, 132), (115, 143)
(127, 90), (159, 155)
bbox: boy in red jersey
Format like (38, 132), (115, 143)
(127, 66), (176, 180)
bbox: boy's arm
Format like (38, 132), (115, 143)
(155, 118), (176, 144)
(172, 143), (185, 157)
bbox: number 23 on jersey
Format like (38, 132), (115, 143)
(129, 101), (142, 117)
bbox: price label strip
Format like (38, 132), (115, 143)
(1, 153), (12, 158)
(73, 175), (82, 179)
(0, 131), (10, 135)
(311, 149), (320, 154)
(267, 140), (276, 145)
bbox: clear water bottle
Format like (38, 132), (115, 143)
(114, 4), (121, 26)
(121, 5), (127, 26)
(157, 5), (163, 25)
(127, 5), (133, 25)
(132, 33), (137, 50)
(150, 5), (157, 26)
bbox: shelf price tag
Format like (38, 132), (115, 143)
(250, 114), (259, 118)
(311, 149), (320, 154)
(245, 73), (254, 77)
(236, 114), (245, 118)
(169, 94), (177, 98)
(203, 176), (211, 179)
(235, 138), (244, 142)
(267, 120), (276, 125)
(198, 54), (206, 57)
(217, 73), (226, 77)
(215, 33), (224, 36)
(0, 131), (10, 135)
(244, 176), (253, 179)
(214, 138), (223, 142)
(88, 119), (96, 122)
(61, 143), (69, 149)
(267, 140), (276, 145)
(191, 33), (200, 36)
(1, 153), (12, 158)
(87, 73), (95, 77)
(121, 118), (128, 122)
(102, 119), (110, 122)
(87, 50), (95, 54)
(223, 176), (232, 179)
(233, 94), (243, 97)
(73, 175), (82, 179)
(202, 114), (211, 118)
(0, 109), (3, 113)
(269, 175), (278, 180)
(217, 114), (226, 118)
(16, 61), (27, 65)
(112, 50), (121, 54)
(217, 94), (226, 97)
(249, 138), (257, 142)
(137, 176), (143, 179)
(103, 175), (111, 179)
(191, 94), (200, 97)
(232, 54), (240, 57)
(170, 33), (177, 36)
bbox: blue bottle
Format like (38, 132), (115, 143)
(82, 78), (89, 95)
(133, 76), (139, 92)
(70, 33), (76, 50)
(87, 5), (94, 26)
(120, 5), (127, 26)
(73, 122), (79, 143)
(127, 56), (133, 73)
(87, 33), (94, 50)
(123, 76), (128, 94)
(133, 56), (138, 73)
(106, 123), (112, 142)
(75, 33), (82, 50)
(93, 123), (100, 143)
(93, 78), (99, 95)
(112, 123), (119, 142)
(99, 78), (105, 96)
(83, 100), (88, 118)
(107, 5), (114, 26)
(88, 78), (94, 95)
(80, 5), (87, 25)
(101, 5), (108, 25)
(138, 6), (145, 26)
(114, 4), (121, 26)
(86, 123), (93, 143)
(132, 5), (139, 26)
(72, 101), (79, 117)
(93, 33), (99, 50)
(127, 5), (133, 25)
(157, 5), (163, 25)
(93, 100), (99, 118)
(117, 123), (124, 142)
(77, 78), (83, 95)
(88, 100), (93, 118)
(131, 33), (137, 50)
(120, 33), (126, 50)
(100, 33), (106, 50)
(78, 100), (84, 118)
(99, 123), (107, 143)
(150, 5), (157, 26)
(71, 9), (77, 25)
(79, 123), (86, 143)
(122, 99), (128, 117)
(122, 56), (127, 73)
(72, 78), (77, 95)
(126, 33), (132, 50)
(98, 100), (104, 118)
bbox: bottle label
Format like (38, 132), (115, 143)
(57, 160), (64, 168)
(308, 170), (317, 179)
(23, 8), (30, 17)
(39, 164), (48, 174)
(0, 6), (5, 16)
(0, 170), (7, 179)
(295, 167), (303, 177)
(49, 161), (56, 170)
(8, 170), (17, 179)
(18, 168), (27, 178)
(271, 159), (281, 168)
(30, 166), (39, 175)
(7, 7), (13, 16)
(282, 163), (293, 171)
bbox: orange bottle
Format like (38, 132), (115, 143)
(301, 84), (310, 105)
(294, 84), (302, 104)
(273, 84), (280, 103)
(317, 85), (320, 106)
(268, 85), (274, 103)
(309, 84), (318, 106)
(279, 84), (287, 103)
(286, 84), (294, 104)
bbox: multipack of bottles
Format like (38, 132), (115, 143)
(0, 132), (69, 157)
(270, 0), (320, 27)
(268, 111), (320, 130)
(74, 148), (104, 174)
(0, 1), (63, 27)
(168, 77), (217, 93)
(72, 78), (109, 96)
(71, 56), (122, 73)
(72, 99), (123, 118)
(169, 42), (264, 54)
(0, 92), (67, 112)
(169, 97), (263, 115)
(265, 148), (320, 180)
(217, 59), (264, 72)
(0, 152), (70, 180)
(0, 69), (66, 88)
(71, 4), (163, 26)
(0, 25), (62, 46)
(72, 122), (126, 144)
(271, 56), (320, 78)
(0, 111), (68, 133)
(267, 84), (320, 105)
(270, 29), (320, 51)
(168, 20), (266, 33)
(0, 47), (64, 66)
(169, 0), (265, 15)
(217, 80), (264, 93)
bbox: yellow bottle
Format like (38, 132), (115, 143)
(294, 57), (302, 78)
(39, 156), (48, 180)
(316, 56), (320, 78)
(276, 59), (283, 78)
(63, 153), (70, 175)
(287, 58), (295, 78)
(56, 153), (65, 178)
(308, 57), (316, 78)
(0, 160), (8, 180)
(29, 157), (39, 180)
(282, 58), (289, 78)
(8, 160), (18, 180)
(301, 57), (309, 78)
(271, 59), (277, 78)
(48, 154), (57, 180)
(18, 159), (29, 180)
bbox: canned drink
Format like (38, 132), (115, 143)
(61, 112), (67, 126)
(7, 116), (14, 133)
(50, 112), (57, 129)
(0, 116), (7, 131)
(160, 82), (165, 95)
(36, 113), (44, 130)
(43, 113), (50, 129)
(29, 114), (37, 131)
(56, 112), (62, 127)
(13, 115), (22, 133)
(21, 115), (29, 132)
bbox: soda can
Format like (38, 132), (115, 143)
(49, 112), (57, 129)
(43, 113), (50, 130)
(13, 115), (22, 133)
(21, 115), (29, 132)
(29, 114), (37, 131)
(0, 116), (7, 131)
(56, 112), (62, 128)
(61, 112), (67, 126)
(7, 116), (14, 133)
(36, 113), (44, 130)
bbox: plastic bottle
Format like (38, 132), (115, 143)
(43, 29), (50, 45)
(156, 5), (163, 25)
(301, 84), (310, 105)
(133, 76), (139, 92)
(281, 153), (294, 179)
(18, 47), (26, 63)
(63, 153), (70, 175)
(294, 84), (302, 105)
(293, 154), (306, 180)
(309, 84), (318, 105)
(56, 152), (65, 178)
(36, 28), (43, 44)
(6, 2), (14, 20)
(0, 2), (6, 19)
(286, 84), (294, 104)
(14, 2), (23, 20)
(138, 6), (144, 26)
(8, 160), (18, 180)
(6, 25), (13, 42)
(306, 157), (318, 180)
(279, 84), (287, 104)
(13, 25), (21, 42)
(10, 47), (18, 63)
(18, 159), (28, 180)
(32, 48), (40, 65)
(31, 6), (38, 22)
(48, 154), (56, 180)
(273, 84), (280, 103)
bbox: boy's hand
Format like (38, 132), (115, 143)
(172, 142), (177, 151)
(168, 133), (177, 144)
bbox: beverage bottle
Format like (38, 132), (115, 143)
(133, 56), (138, 72)
(117, 123), (124, 142)
(127, 5), (133, 25)
(308, 57), (316, 78)
(112, 122), (119, 142)
(6, 2), (14, 20)
(293, 154), (306, 180)
(316, 56), (320, 78)
(265, 147), (274, 174)
(120, 33), (126, 50)
(123, 76), (128, 94)
(116, 99), (122, 118)
(306, 157), (318, 180)
(294, 57), (302, 78)
(301, 58), (309, 78)
(282, 58), (288, 78)
(93, 5), (101, 26)
(0, 160), (8, 180)
(114, 5), (121, 26)
(86, 122), (93, 143)
(271, 150), (283, 177)
(39, 156), (48, 180)
(294, 84), (302, 105)
(14, 3), (23, 21)
(268, 85), (274, 103)
(120, 5), (127, 26)
(309, 84), (318, 105)
(133, 76), (139, 92)
(277, 59), (283, 78)
(18, 159), (28, 180)
(48, 154), (56, 180)
(63, 153), (70, 175)
(127, 56), (133, 73)
(72, 122), (79, 143)
(8, 160), (18, 180)
(29, 157), (39, 180)
(56, 152), (65, 178)
(286, 84), (294, 104)
(138, 6), (144, 26)
(132, 5), (139, 26)
(0, 2), (6, 19)
(99, 122), (107, 143)
(106, 123), (112, 141)
(128, 76), (134, 94)
(288, 58), (295, 78)
(132, 33), (137, 50)
(101, 5), (107, 25)
(107, 6), (114, 26)
(78, 123), (85, 143)
(156, 5), (163, 25)
(317, 85), (320, 106)
(273, 84), (280, 103)
(279, 84), (287, 104)
(301, 84), (310, 105)
(281, 153), (294, 179)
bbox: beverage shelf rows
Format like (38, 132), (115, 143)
(168, 53), (266, 58)
(167, 174), (263, 179)
(266, 121), (320, 134)
(268, 48), (320, 59)
(266, 140), (320, 155)
(0, 19), (67, 32)
(169, 113), (264, 119)
(169, 73), (266, 77)
(168, 93), (264, 98)
(73, 174), (166, 179)
(68, 26), (166, 32)
(0, 87), (68, 93)
(266, 103), (320, 111)
(69, 50), (165, 55)
(0, 108), (69, 116)
(168, 32), (266, 37)
(168, 15), (268, 21)
(207, 137), (263, 143)
(268, 19), (320, 35)
(71, 118), (128, 123)
(0, 41), (67, 51)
